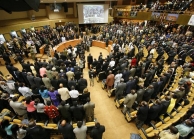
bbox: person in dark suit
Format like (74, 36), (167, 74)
(129, 66), (136, 77)
(58, 76), (68, 88)
(78, 75), (88, 93)
(125, 77), (135, 95)
(174, 87), (185, 104)
(26, 72), (35, 87)
(74, 68), (82, 82)
(135, 101), (149, 129)
(90, 122), (105, 139)
(51, 76), (59, 90)
(58, 101), (72, 123)
(136, 85), (145, 104)
(70, 101), (85, 122)
(33, 74), (43, 88)
(68, 77), (77, 90)
(122, 68), (130, 82)
(146, 99), (163, 124)
(58, 120), (75, 139)
(27, 121), (49, 139)
(87, 53), (93, 69)
(158, 96), (171, 118)
(114, 78), (126, 101)
(143, 85), (154, 102)
(102, 60), (109, 71)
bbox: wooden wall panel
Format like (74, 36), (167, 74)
(176, 14), (191, 25)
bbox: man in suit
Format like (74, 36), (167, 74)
(26, 72), (35, 87)
(78, 75), (87, 93)
(90, 122), (105, 139)
(42, 74), (52, 89)
(125, 77), (135, 95)
(46, 67), (53, 80)
(84, 97), (95, 122)
(9, 96), (27, 118)
(135, 101), (149, 129)
(146, 99), (163, 123)
(58, 101), (71, 123)
(33, 74), (43, 88)
(58, 120), (75, 139)
(129, 66), (136, 77)
(114, 78), (126, 101)
(143, 85), (154, 102)
(68, 77), (77, 90)
(70, 101), (85, 121)
(73, 121), (87, 139)
(106, 71), (114, 91)
(74, 68), (82, 82)
(122, 90), (137, 114)
(66, 69), (75, 81)
(58, 75), (68, 88)
(174, 87), (185, 104)
(158, 96), (171, 118)
(122, 68), (130, 82)
(136, 85), (146, 104)
(51, 76), (59, 90)
(27, 120), (49, 139)
(87, 53), (93, 69)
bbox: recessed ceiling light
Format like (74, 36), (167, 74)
(41, 0), (43, 2)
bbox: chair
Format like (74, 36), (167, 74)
(141, 127), (159, 138)
(3, 116), (12, 121)
(115, 98), (124, 108)
(36, 122), (46, 127)
(125, 111), (137, 122)
(107, 88), (116, 97)
(45, 123), (58, 129)
(12, 119), (21, 125)
(86, 122), (95, 127)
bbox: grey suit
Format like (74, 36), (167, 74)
(129, 68), (136, 77)
(42, 77), (52, 89)
(27, 75), (35, 87)
(9, 100), (27, 116)
(123, 93), (137, 114)
(34, 77), (43, 88)
(114, 82), (126, 100)
(46, 70), (53, 80)
(84, 102), (95, 122)
(136, 88), (145, 103)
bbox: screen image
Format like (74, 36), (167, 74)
(151, 12), (161, 20)
(10, 31), (18, 38)
(77, 4), (109, 24)
(0, 34), (6, 44)
(166, 14), (179, 21)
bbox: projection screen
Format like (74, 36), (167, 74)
(77, 4), (109, 24)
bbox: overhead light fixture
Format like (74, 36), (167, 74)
(109, 1), (112, 9)
(54, 0), (59, 12)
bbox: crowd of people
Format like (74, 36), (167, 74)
(149, 0), (192, 12)
(0, 19), (194, 139)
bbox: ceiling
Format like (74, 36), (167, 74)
(40, 0), (117, 3)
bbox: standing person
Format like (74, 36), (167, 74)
(39, 66), (46, 78)
(78, 75), (88, 93)
(114, 78), (126, 101)
(58, 83), (70, 103)
(27, 121), (49, 139)
(42, 74), (52, 89)
(84, 97), (95, 122)
(114, 70), (123, 88)
(34, 98), (48, 122)
(24, 96), (37, 120)
(39, 85), (50, 105)
(58, 101), (71, 123)
(44, 100), (59, 124)
(58, 120), (75, 139)
(87, 53), (93, 69)
(79, 58), (84, 72)
(88, 68), (95, 87)
(105, 71), (114, 91)
(48, 87), (60, 107)
(122, 90), (137, 114)
(73, 121), (87, 139)
(90, 122), (105, 139)
(134, 101), (149, 129)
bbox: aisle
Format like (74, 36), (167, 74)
(83, 47), (139, 139)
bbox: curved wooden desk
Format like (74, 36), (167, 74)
(92, 41), (106, 49)
(50, 39), (82, 57)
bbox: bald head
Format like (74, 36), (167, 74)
(61, 120), (66, 126)
(59, 83), (63, 88)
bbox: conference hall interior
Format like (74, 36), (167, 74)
(0, 0), (194, 139)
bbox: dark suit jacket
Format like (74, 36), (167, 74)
(122, 70), (130, 82)
(27, 75), (35, 87)
(58, 124), (75, 139)
(125, 80), (135, 94)
(68, 80), (76, 89)
(78, 78), (88, 91)
(147, 104), (163, 121)
(51, 79), (59, 90)
(137, 105), (149, 121)
(58, 104), (71, 122)
(136, 88), (145, 103)
(27, 125), (49, 139)
(159, 100), (170, 115)
(70, 105), (85, 121)
(87, 55), (93, 64)
(90, 125), (105, 139)
(34, 77), (43, 88)
(58, 78), (68, 88)
(143, 88), (154, 102)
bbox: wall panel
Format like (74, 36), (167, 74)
(0, 10), (28, 20)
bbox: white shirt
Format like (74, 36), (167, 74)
(150, 48), (155, 54)
(18, 87), (33, 97)
(69, 90), (79, 98)
(109, 61), (115, 67)
(61, 37), (66, 42)
(115, 73), (123, 83)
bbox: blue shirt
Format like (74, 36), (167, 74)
(175, 123), (193, 137)
(5, 124), (13, 135)
(39, 89), (49, 98)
